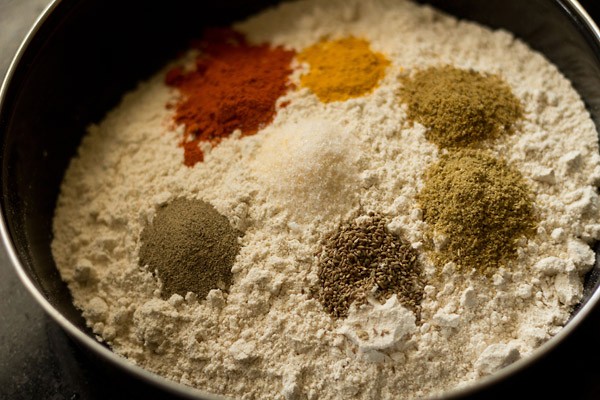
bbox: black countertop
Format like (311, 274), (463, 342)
(1, 1), (600, 399)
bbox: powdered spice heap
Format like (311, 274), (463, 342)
(418, 150), (536, 274)
(399, 66), (523, 148)
(251, 118), (360, 221)
(139, 198), (240, 299)
(298, 37), (390, 103)
(166, 28), (295, 166)
(316, 214), (425, 319)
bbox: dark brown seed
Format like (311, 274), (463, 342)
(315, 214), (425, 319)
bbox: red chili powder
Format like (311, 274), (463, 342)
(166, 28), (296, 166)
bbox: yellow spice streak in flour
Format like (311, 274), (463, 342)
(298, 37), (390, 102)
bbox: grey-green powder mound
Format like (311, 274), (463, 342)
(139, 198), (240, 299)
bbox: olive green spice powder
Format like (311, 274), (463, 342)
(418, 150), (536, 274)
(316, 214), (425, 319)
(399, 65), (523, 148)
(139, 198), (240, 299)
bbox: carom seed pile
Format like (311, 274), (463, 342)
(51, 0), (600, 399)
(316, 213), (424, 319)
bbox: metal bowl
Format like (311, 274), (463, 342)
(1, 0), (599, 398)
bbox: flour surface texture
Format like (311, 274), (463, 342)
(51, 0), (600, 399)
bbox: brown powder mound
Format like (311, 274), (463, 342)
(399, 65), (523, 148)
(139, 198), (240, 299)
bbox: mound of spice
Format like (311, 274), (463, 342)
(298, 37), (390, 103)
(316, 213), (424, 319)
(138, 198), (240, 299)
(418, 150), (536, 274)
(251, 118), (360, 221)
(399, 65), (523, 148)
(166, 28), (295, 166)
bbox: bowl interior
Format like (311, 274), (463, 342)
(1, 0), (599, 397)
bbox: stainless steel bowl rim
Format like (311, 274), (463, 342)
(1, 1), (599, 399)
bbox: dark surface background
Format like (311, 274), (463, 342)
(1, 1), (600, 399)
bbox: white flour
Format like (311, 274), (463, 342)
(51, 0), (600, 399)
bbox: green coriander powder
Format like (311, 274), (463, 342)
(399, 65), (523, 148)
(418, 150), (536, 274)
